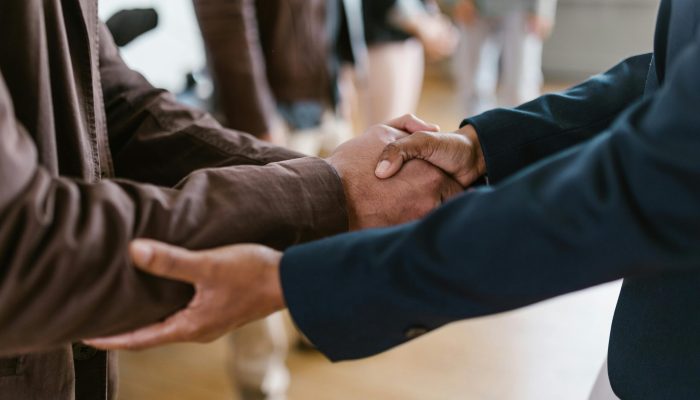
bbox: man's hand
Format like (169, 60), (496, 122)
(328, 115), (463, 230)
(85, 240), (284, 350)
(374, 124), (486, 187)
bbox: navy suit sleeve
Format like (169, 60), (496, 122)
(279, 41), (700, 361)
(467, 54), (651, 183)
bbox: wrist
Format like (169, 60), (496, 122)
(325, 157), (360, 230)
(262, 249), (286, 312)
(457, 124), (487, 177)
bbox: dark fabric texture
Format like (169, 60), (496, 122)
(281, 0), (700, 398)
(0, 0), (348, 399)
(463, 53), (652, 184)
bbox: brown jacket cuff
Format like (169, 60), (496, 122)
(269, 157), (349, 243)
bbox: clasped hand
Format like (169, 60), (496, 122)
(86, 116), (485, 350)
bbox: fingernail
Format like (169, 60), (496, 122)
(375, 160), (391, 176)
(130, 241), (154, 265)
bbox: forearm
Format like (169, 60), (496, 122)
(0, 167), (196, 354)
(0, 157), (346, 354)
(100, 23), (289, 186)
(280, 37), (700, 360)
(466, 53), (651, 183)
(282, 117), (699, 361)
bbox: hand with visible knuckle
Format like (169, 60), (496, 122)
(82, 242), (285, 350)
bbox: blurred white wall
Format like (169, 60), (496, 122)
(543, 0), (659, 80)
(99, 0), (205, 92)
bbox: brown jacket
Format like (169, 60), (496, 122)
(0, 1), (347, 399)
(193, 0), (334, 136)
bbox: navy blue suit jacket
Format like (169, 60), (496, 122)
(281, 1), (700, 397)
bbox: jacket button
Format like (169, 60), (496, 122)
(72, 343), (98, 361)
(404, 326), (429, 340)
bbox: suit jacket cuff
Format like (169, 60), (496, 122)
(462, 113), (521, 184)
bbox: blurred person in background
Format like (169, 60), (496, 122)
(358, 0), (458, 129)
(452, 0), (558, 117)
(191, 2), (363, 398)
(193, 0), (364, 157)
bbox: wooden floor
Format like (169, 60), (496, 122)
(118, 76), (621, 400)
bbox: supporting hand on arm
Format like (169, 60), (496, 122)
(86, 240), (284, 350)
(85, 115), (463, 349)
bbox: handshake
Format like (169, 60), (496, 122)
(325, 114), (484, 230)
(86, 114), (486, 350)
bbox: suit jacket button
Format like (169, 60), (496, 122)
(404, 326), (429, 340)
(72, 343), (98, 361)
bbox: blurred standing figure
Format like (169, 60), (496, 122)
(453, 0), (558, 117)
(359, 0), (458, 129)
(191, 2), (366, 398)
(191, 2), (334, 399)
(193, 0), (357, 156)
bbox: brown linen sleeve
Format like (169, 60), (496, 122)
(191, 0), (278, 136)
(0, 68), (347, 355)
(98, 23), (347, 247)
(99, 23), (291, 186)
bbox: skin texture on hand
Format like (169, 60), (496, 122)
(327, 115), (464, 230)
(85, 240), (285, 350)
(375, 124), (486, 187)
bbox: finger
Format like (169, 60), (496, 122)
(129, 239), (204, 283)
(375, 133), (433, 179)
(386, 114), (440, 134)
(85, 312), (192, 351)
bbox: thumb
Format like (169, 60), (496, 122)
(129, 239), (203, 283)
(375, 132), (434, 179)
